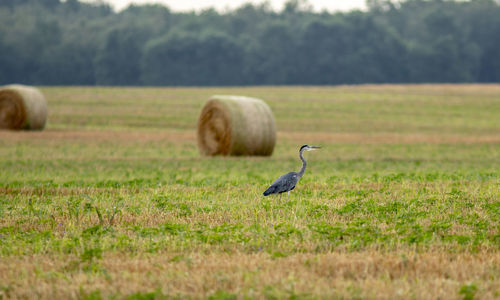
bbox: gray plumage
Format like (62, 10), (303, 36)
(263, 144), (320, 199)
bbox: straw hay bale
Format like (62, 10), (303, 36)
(197, 95), (276, 156)
(0, 84), (47, 130)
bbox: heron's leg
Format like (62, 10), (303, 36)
(287, 191), (290, 201)
(288, 191), (297, 219)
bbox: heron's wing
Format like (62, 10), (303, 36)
(263, 172), (299, 195)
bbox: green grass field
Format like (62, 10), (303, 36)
(0, 85), (499, 299)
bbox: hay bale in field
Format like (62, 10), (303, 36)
(0, 84), (47, 130)
(197, 95), (276, 156)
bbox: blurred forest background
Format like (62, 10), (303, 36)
(1, 0), (500, 86)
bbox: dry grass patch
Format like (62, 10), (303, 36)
(0, 129), (196, 144)
(1, 250), (498, 299)
(279, 132), (500, 145)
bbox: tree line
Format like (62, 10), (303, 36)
(1, 0), (500, 86)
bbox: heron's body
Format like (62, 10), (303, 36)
(263, 145), (320, 199)
(263, 171), (299, 196)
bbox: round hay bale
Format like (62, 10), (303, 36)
(0, 84), (47, 130)
(197, 95), (276, 156)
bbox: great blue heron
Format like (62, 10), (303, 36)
(263, 144), (321, 200)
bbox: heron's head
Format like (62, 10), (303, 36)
(300, 144), (321, 152)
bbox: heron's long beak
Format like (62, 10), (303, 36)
(309, 146), (321, 150)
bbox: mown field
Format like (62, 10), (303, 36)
(0, 85), (499, 299)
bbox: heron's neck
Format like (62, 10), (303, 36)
(298, 149), (306, 177)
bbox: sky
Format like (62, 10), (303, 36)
(88, 0), (367, 12)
